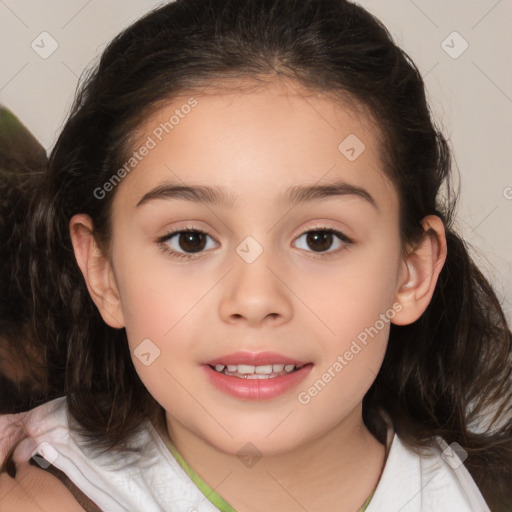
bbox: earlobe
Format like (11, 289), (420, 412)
(392, 215), (447, 326)
(69, 214), (125, 329)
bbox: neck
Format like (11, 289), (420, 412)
(162, 405), (386, 512)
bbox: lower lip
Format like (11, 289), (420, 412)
(202, 364), (313, 400)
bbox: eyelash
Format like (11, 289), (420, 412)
(156, 224), (353, 261)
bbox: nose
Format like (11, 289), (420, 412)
(218, 246), (293, 328)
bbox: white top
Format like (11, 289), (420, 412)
(1, 397), (490, 512)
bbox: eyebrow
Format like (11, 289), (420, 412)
(136, 179), (378, 210)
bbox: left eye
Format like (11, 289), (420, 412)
(293, 228), (351, 255)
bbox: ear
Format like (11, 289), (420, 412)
(392, 215), (447, 326)
(69, 214), (125, 329)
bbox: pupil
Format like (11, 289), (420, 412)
(307, 231), (332, 252)
(180, 232), (206, 253)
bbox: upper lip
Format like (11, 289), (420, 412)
(204, 351), (310, 367)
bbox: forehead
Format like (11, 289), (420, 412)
(112, 78), (398, 214)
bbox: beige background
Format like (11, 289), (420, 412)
(1, 0), (511, 324)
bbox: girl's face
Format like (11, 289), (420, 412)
(100, 79), (409, 455)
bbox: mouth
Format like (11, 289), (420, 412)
(208, 363), (307, 379)
(202, 352), (313, 400)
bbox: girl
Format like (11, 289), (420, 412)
(1, 0), (511, 511)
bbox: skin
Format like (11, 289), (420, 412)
(0, 462), (86, 511)
(70, 78), (446, 512)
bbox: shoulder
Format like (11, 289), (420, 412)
(0, 398), (84, 510)
(1, 397), (68, 466)
(366, 433), (491, 512)
(0, 460), (85, 511)
(1, 398), (217, 511)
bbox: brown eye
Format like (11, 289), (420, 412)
(293, 228), (352, 256)
(305, 231), (334, 252)
(177, 231), (207, 253)
(159, 228), (218, 259)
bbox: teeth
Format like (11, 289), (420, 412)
(255, 365), (273, 374)
(237, 364), (255, 374)
(211, 363), (301, 376)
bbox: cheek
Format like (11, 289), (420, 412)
(291, 236), (400, 412)
(114, 249), (208, 343)
(111, 248), (222, 388)
(113, 257), (205, 410)
(292, 237), (401, 349)
(294, 266), (395, 432)
(295, 344), (385, 440)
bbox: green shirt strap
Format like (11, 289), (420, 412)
(166, 439), (237, 512)
(165, 435), (390, 512)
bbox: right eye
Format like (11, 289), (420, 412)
(157, 227), (219, 260)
